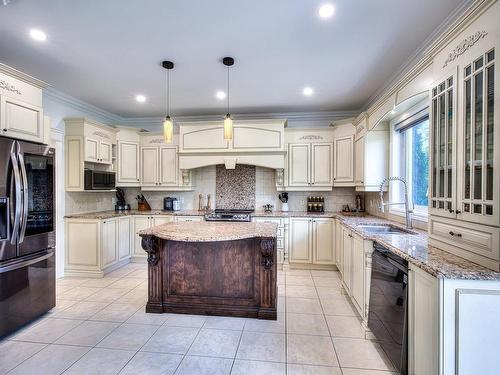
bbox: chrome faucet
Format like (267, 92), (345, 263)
(378, 177), (413, 229)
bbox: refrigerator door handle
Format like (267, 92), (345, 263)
(18, 152), (29, 243)
(9, 146), (22, 245)
(0, 248), (54, 274)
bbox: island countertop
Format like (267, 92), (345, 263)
(138, 221), (278, 242)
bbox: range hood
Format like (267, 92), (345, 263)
(177, 119), (287, 170)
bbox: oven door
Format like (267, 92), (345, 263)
(16, 141), (55, 257)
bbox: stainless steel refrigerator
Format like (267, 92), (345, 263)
(0, 137), (56, 338)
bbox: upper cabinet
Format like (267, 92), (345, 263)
(64, 118), (118, 191)
(288, 142), (333, 189)
(116, 127), (141, 187)
(333, 135), (355, 186)
(0, 66), (46, 144)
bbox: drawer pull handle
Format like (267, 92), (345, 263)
(449, 231), (462, 238)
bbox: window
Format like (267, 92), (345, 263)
(391, 107), (430, 217)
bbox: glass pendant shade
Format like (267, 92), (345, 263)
(224, 113), (233, 140)
(163, 116), (173, 143)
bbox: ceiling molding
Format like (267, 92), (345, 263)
(0, 63), (48, 88)
(363, 0), (479, 113)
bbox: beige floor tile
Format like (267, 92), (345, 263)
(286, 297), (323, 314)
(286, 285), (318, 299)
(127, 269), (148, 279)
(187, 328), (241, 358)
(48, 299), (79, 314)
(287, 364), (342, 375)
(313, 277), (343, 288)
(320, 296), (359, 316)
(141, 326), (199, 354)
(277, 296), (285, 313)
(202, 316), (246, 330)
(236, 331), (285, 362)
(120, 352), (183, 375)
(81, 277), (120, 288)
(126, 307), (170, 325)
(85, 287), (129, 303)
(163, 314), (207, 328)
(232, 359), (285, 375)
(54, 301), (110, 319)
(0, 341), (47, 374)
(89, 303), (142, 322)
(286, 275), (315, 286)
(285, 269), (312, 276)
(316, 286), (344, 299)
(287, 313), (330, 336)
(55, 321), (120, 346)
(57, 286), (101, 300)
(97, 323), (158, 350)
(56, 277), (91, 288)
(7, 344), (89, 375)
(287, 334), (339, 366)
(244, 313), (285, 334)
(107, 277), (144, 289)
(11, 318), (83, 343)
(333, 337), (395, 371)
(310, 270), (340, 278)
(105, 267), (135, 278)
(326, 315), (366, 338)
(63, 347), (134, 375)
(175, 355), (232, 375)
(341, 369), (397, 375)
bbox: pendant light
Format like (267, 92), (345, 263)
(222, 57), (234, 140)
(162, 60), (174, 143)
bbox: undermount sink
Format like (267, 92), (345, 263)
(357, 224), (416, 235)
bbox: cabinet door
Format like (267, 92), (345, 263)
(457, 50), (499, 226)
(342, 227), (352, 293)
(289, 218), (312, 263)
(312, 218), (335, 264)
(99, 140), (113, 164)
(408, 267), (439, 375)
(335, 219), (343, 273)
(117, 141), (140, 185)
(333, 135), (354, 185)
(351, 234), (364, 312)
(159, 146), (178, 186)
(288, 144), (310, 187)
(102, 219), (118, 268)
(141, 147), (159, 186)
(354, 137), (365, 186)
(1, 96), (44, 143)
(429, 70), (457, 218)
(85, 138), (99, 162)
(133, 216), (151, 257)
(152, 216), (174, 226)
(117, 216), (131, 261)
(311, 143), (333, 186)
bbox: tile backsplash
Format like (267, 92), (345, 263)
(65, 165), (359, 214)
(216, 164), (256, 210)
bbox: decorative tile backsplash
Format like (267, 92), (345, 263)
(216, 164), (256, 209)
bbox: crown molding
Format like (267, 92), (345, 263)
(0, 63), (48, 88)
(363, 0), (480, 113)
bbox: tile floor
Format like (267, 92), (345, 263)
(0, 263), (396, 375)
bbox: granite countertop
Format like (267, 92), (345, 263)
(138, 221), (278, 242)
(64, 209), (205, 220)
(337, 215), (500, 281)
(252, 210), (340, 218)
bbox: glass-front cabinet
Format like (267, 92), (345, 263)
(458, 48), (498, 226)
(429, 70), (457, 218)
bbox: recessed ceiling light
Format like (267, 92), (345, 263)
(216, 91), (226, 100)
(135, 94), (146, 103)
(29, 28), (47, 42)
(318, 4), (335, 19)
(303, 87), (314, 96)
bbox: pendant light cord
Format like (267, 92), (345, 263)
(227, 65), (230, 114)
(166, 69), (170, 118)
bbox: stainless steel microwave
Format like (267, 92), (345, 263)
(84, 170), (116, 190)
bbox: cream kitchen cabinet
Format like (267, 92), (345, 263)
(335, 219), (343, 274)
(341, 226), (353, 292)
(132, 215), (176, 260)
(65, 217), (130, 277)
(1, 95), (44, 143)
(333, 135), (355, 186)
(85, 137), (112, 164)
(141, 146), (178, 187)
(354, 129), (389, 191)
(289, 217), (335, 267)
(117, 140), (140, 186)
(288, 142), (333, 189)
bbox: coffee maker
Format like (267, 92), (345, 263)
(164, 197), (178, 211)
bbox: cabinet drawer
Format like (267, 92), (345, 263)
(429, 217), (500, 261)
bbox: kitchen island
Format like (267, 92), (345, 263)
(139, 221), (278, 319)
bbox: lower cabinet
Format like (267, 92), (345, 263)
(289, 217), (335, 266)
(335, 219), (343, 274)
(65, 216), (131, 277)
(132, 215), (178, 260)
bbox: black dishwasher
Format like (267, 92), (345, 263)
(368, 243), (408, 375)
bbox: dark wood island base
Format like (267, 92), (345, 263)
(140, 222), (278, 320)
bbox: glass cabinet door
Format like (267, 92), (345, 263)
(429, 71), (456, 218)
(459, 49), (497, 226)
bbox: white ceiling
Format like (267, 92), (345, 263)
(0, 0), (465, 118)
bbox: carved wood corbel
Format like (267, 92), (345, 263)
(260, 239), (275, 270)
(141, 235), (159, 266)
